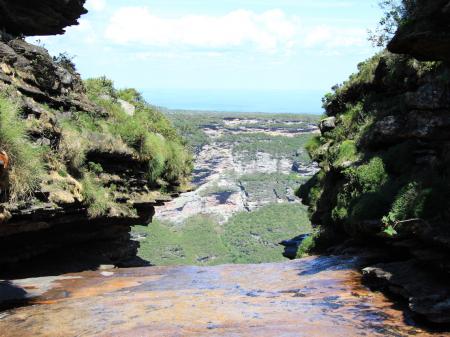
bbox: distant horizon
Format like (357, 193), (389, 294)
(142, 88), (325, 114)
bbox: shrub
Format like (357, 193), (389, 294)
(368, 0), (416, 47)
(305, 136), (322, 158)
(344, 157), (388, 193)
(331, 157), (388, 224)
(53, 52), (77, 72)
(81, 77), (192, 186)
(88, 162), (103, 174)
(84, 76), (116, 101)
(295, 234), (316, 258)
(0, 96), (45, 201)
(117, 88), (144, 103)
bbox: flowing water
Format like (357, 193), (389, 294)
(0, 256), (446, 336)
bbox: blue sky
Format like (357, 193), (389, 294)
(30, 0), (383, 113)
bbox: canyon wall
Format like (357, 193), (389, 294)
(300, 0), (450, 324)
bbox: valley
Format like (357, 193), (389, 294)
(132, 112), (320, 265)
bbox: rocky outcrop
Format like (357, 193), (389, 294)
(0, 0), (87, 37)
(363, 261), (450, 324)
(300, 0), (450, 325)
(388, 0), (450, 62)
(0, 35), (184, 276)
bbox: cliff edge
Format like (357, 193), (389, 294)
(0, 1), (191, 277)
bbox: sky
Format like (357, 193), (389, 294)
(29, 0), (383, 113)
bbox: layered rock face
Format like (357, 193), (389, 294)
(300, 0), (450, 324)
(0, 4), (187, 276)
(0, 0), (87, 36)
(0, 36), (173, 275)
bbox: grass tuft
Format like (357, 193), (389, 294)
(0, 96), (45, 202)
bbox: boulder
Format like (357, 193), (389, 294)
(363, 261), (450, 324)
(118, 99), (136, 116)
(319, 117), (336, 133)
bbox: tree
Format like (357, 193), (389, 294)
(368, 0), (416, 47)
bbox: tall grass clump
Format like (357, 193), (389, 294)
(80, 172), (113, 218)
(0, 96), (44, 201)
(142, 133), (168, 183)
(164, 141), (192, 184)
(58, 120), (88, 170)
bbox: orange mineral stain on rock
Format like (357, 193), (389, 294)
(0, 256), (447, 337)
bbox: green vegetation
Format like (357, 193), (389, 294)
(223, 203), (311, 264)
(299, 48), (450, 245)
(331, 140), (358, 167)
(134, 215), (232, 266)
(382, 182), (429, 234)
(61, 76), (192, 186)
(295, 231), (319, 258)
(135, 110), (317, 265)
(0, 73), (191, 220)
(134, 203), (312, 265)
(218, 132), (313, 163)
(80, 172), (114, 218)
(239, 172), (307, 203)
(198, 182), (239, 197)
(167, 110), (319, 152)
(0, 95), (45, 202)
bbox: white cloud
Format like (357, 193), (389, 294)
(105, 7), (298, 53)
(102, 6), (369, 55)
(303, 26), (366, 48)
(86, 0), (106, 12)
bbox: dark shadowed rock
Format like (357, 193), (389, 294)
(388, 0), (450, 61)
(0, 0), (87, 37)
(363, 261), (450, 324)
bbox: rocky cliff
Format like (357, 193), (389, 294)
(299, 0), (450, 324)
(0, 2), (191, 277)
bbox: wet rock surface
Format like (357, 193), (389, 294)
(363, 260), (450, 324)
(0, 255), (445, 337)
